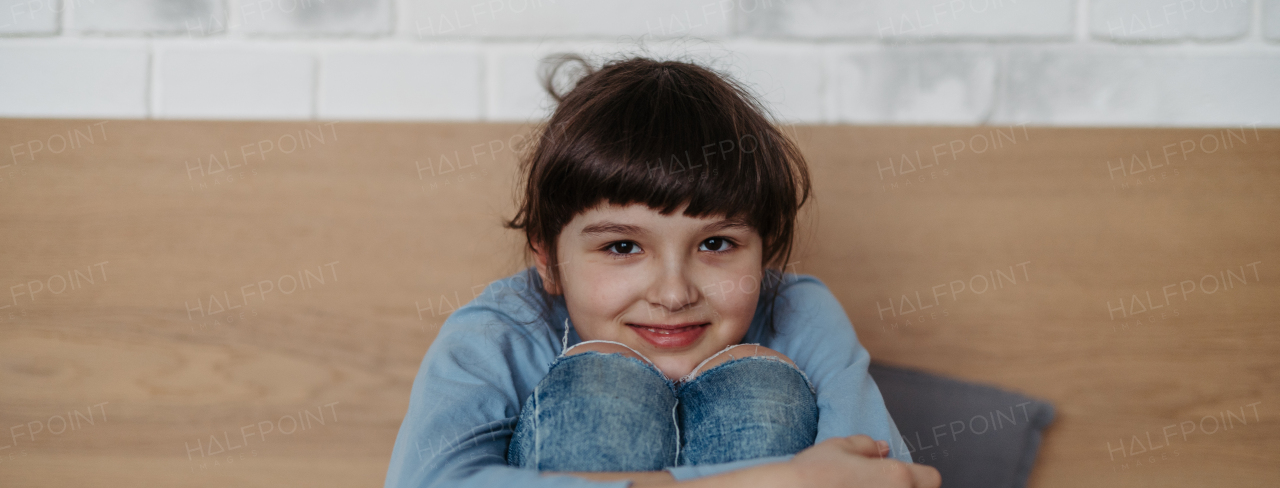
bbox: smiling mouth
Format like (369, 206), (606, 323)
(627, 323), (710, 334)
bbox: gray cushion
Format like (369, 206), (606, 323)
(869, 363), (1055, 488)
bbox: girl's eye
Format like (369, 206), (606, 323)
(700, 237), (735, 253)
(605, 241), (642, 256)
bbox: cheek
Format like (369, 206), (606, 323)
(573, 267), (639, 314)
(705, 273), (762, 322)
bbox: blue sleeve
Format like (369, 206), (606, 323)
(769, 275), (914, 463)
(384, 305), (631, 488)
(663, 274), (913, 482)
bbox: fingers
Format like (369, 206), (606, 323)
(907, 463), (941, 488)
(838, 435), (885, 458)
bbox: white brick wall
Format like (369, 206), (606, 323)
(0, 40), (149, 117)
(0, 0), (59, 34)
(319, 44), (481, 119)
(0, 0), (1276, 126)
(829, 46), (998, 124)
(1265, 0), (1280, 39)
(992, 47), (1280, 126)
(154, 42), (314, 119)
(72, 0), (225, 34)
(1090, 0), (1251, 41)
(739, 0), (1076, 40)
(402, 0), (732, 40)
(231, 0), (393, 36)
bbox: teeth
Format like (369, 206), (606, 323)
(641, 325), (700, 334)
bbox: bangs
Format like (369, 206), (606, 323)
(524, 57), (809, 267)
(554, 91), (772, 224)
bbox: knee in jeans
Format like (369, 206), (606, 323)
(563, 341), (648, 363)
(686, 344), (798, 381)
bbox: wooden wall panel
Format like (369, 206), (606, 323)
(0, 119), (1275, 487)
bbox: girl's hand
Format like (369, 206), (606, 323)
(787, 435), (941, 488)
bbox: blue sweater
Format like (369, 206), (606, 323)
(385, 267), (911, 488)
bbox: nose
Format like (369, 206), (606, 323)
(645, 258), (701, 316)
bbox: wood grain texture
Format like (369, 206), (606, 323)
(0, 120), (1276, 487)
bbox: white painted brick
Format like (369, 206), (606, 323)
(737, 0), (1074, 40)
(73, 0), (224, 35)
(155, 44), (314, 119)
(830, 46), (997, 124)
(993, 48), (1280, 127)
(486, 42), (726, 121)
(488, 42), (823, 123)
(229, 0), (392, 36)
(0, 40), (148, 117)
(1264, 0), (1280, 40)
(708, 44), (826, 123)
(402, 0), (730, 40)
(487, 43), (583, 121)
(319, 46), (480, 120)
(1090, 0), (1251, 41)
(0, 0), (59, 34)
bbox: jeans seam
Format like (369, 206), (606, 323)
(533, 379), (540, 468)
(678, 343), (745, 385)
(672, 398), (681, 466)
(550, 349), (679, 395)
(678, 355), (817, 397)
(561, 339), (658, 368)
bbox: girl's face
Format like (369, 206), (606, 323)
(533, 201), (764, 381)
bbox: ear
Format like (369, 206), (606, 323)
(531, 241), (561, 295)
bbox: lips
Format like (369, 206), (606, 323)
(627, 322), (710, 348)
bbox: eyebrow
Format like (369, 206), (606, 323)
(701, 218), (752, 233)
(579, 221), (648, 237)
(578, 218), (752, 237)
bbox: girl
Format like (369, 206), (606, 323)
(385, 55), (940, 488)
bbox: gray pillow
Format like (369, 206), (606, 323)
(869, 362), (1056, 488)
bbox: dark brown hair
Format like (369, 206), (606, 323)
(504, 54), (812, 338)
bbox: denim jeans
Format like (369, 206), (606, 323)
(507, 341), (819, 472)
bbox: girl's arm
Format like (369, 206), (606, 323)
(764, 274), (915, 463)
(549, 441), (938, 488)
(624, 274), (913, 485)
(385, 305), (631, 488)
